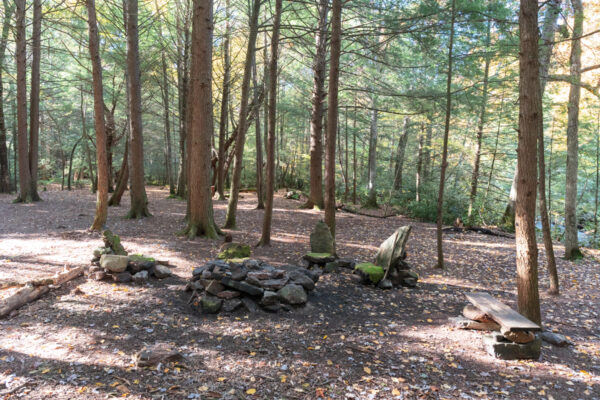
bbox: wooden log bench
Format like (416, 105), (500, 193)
(463, 292), (542, 360)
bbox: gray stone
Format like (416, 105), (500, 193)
(287, 270), (315, 291)
(245, 276), (263, 287)
(216, 290), (240, 299)
(296, 267), (321, 283)
(192, 266), (207, 278)
(93, 247), (112, 258)
(185, 280), (203, 292)
(247, 271), (271, 280)
(375, 226), (412, 271)
(222, 298), (243, 312)
(277, 284), (307, 305)
(221, 277), (264, 296)
(201, 270), (212, 279)
(303, 253), (335, 266)
(310, 221), (335, 254)
(402, 277), (417, 288)
(243, 259), (261, 270)
(100, 254), (129, 273)
(200, 295), (223, 314)
(263, 303), (281, 313)
(377, 279), (393, 289)
(259, 277), (289, 290)
(205, 280), (225, 296)
(482, 333), (541, 360)
(93, 271), (107, 281)
(241, 297), (260, 313)
(114, 272), (132, 283)
(540, 331), (571, 347)
(325, 259), (355, 271)
(323, 263), (338, 273)
(260, 291), (279, 306)
(136, 343), (184, 367)
(272, 269), (286, 278)
(153, 264), (173, 279)
(230, 265), (248, 281)
(449, 316), (500, 331)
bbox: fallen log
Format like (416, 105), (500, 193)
(442, 226), (514, 239)
(0, 266), (84, 318)
(0, 266), (84, 290)
(0, 285), (50, 318)
(339, 205), (397, 219)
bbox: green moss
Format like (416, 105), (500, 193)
(305, 252), (333, 259)
(355, 262), (384, 284)
(227, 257), (249, 264)
(128, 254), (156, 263)
(102, 230), (128, 256)
(217, 243), (251, 260)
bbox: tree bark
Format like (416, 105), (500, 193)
(258, 0), (282, 246)
(15, 0), (33, 203)
(435, 0), (456, 269)
(126, 0), (150, 218)
(0, 0), (14, 193)
(515, 0), (542, 325)
(393, 117), (410, 193)
(27, 0), (42, 202)
(67, 135), (83, 191)
(365, 106), (379, 208)
(224, 0), (261, 229)
(176, 3), (191, 198)
(216, 0), (231, 200)
(109, 139), (129, 206)
(324, 0), (342, 241)
(564, 0), (583, 260)
(184, 0), (219, 239)
(415, 123), (424, 202)
(467, 19), (491, 224)
(538, 0), (562, 293)
(86, 0), (110, 231)
(253, 51), (264, 209)
(304, 0), (328, 210)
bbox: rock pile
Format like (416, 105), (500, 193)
(88, 230), (173, 283)
(186, 259), (320, 314)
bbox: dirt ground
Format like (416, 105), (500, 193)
(0, 187), (598, 399)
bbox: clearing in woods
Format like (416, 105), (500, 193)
(0, 187), (598, 399)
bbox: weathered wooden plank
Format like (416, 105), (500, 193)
(465, 292), (541, 332)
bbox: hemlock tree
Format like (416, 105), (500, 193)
(515, 0), (541, 325)
(126, 0), (150, 218)
(28, 0), (42, 202)
(564, 0), (583, 260)
(224, 0), (261, 229)
(86, 0), (109, 231)
(183, 0), (219, 239)
(324, 0), (342, 241)
(435, 0), (456, 269)
(259, 0), (282, 246)
(0, 0), (14, 193)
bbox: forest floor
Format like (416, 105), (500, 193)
(0, 187), (598, 400)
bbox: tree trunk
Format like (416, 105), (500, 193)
(538, 0), (562, 293)
(435, 0), (456, 269)
(393, 117), (410, 193)
(86, 0), (110, 231)
(423, 123), (432, 179)
(467, 19), (491, 224)
(216, 0), (231, 200)
(27, 0), (42, 202)
(67, 135), (83, 191)
(103, 105), (116, 192)
(258, 0), (282, 246)
(515, 0), (542, 325)
(126, 0), (150, 218)
(15, 0), (33, 203)
(416, 123), (424, 202)
(0, 0), (14, 193)
(352, 101), (357, 204)
(184, 0), (219, 239)
(224, 0), (261, 229)
(253, 52), (264, 209)
(365, 105), (379, 208)
(304, 0), (328, 210)
(564, 0), (583, 260)
(324, 0), (342, 241)
(176, 6), (191, 198)
(109, 139), (129, 206)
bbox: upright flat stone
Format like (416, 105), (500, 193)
(310, 221), (335, 255)
(483, 333), (541, 360)
(100, 254), (129, 273)
(465, 292), (541, 333)
(375, 226), (412, 279)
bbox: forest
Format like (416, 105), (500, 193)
(0, 0), (599, 399)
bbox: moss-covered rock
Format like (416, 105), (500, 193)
(128, 254), (156, 263)
(102, 230), (128, 256)
(217, 243), (251, 260)
(303, 252), (335, 266)
(354, 262), (384, 284)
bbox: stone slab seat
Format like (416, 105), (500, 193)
(464, 292), (541, 333)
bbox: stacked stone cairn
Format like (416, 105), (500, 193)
(185, 258), (319, 314)
(88, 230), (173, 284)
